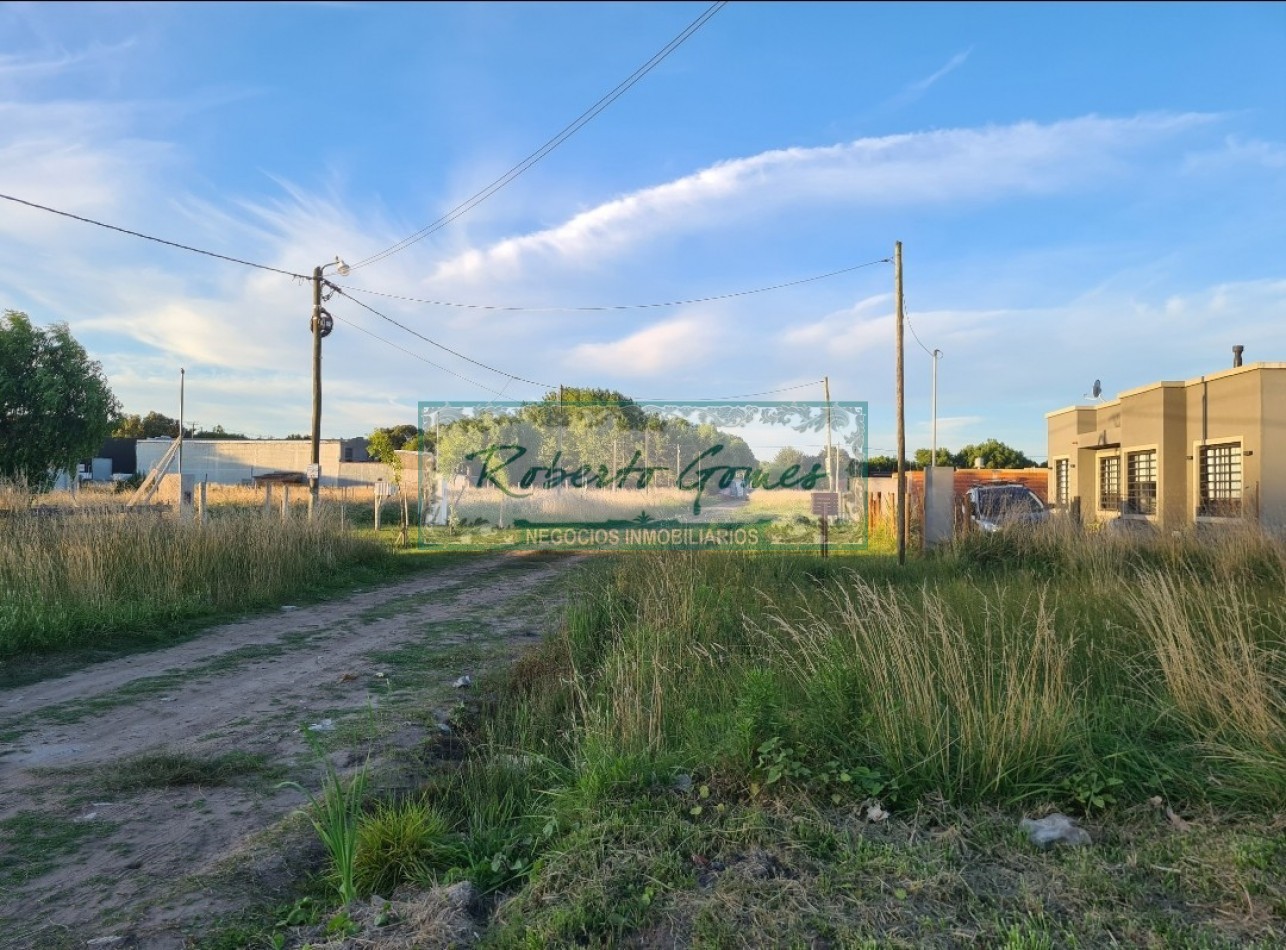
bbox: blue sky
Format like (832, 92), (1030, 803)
(1, 1), (1283, 461)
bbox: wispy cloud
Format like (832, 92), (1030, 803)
(567, 315), (720, 377)
(427, 113), (1215, 285)
(876, 47), (973, 113)
(904, 48), (973, 97)
(1182, 135), (1286, 172)
(0, 40), (136, 84)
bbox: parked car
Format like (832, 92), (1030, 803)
(963, 483), (1049, 533)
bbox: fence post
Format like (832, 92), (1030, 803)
(282, 485), (290, 521)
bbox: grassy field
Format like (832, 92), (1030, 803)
(192, 519), (1285, 948)
(8, 488), (1280, 946)
(0, 489), (414, 664)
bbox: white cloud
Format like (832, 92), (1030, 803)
(567, 315), (719, 377)
(0, 40), (136, 84)
(428, 113), (1216, 285)
(884, 48), (974, 110)
(1182, 135), (1286, 172)
(0, 100), (173, 229)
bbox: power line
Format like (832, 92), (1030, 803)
(0, 192), (308, 280)
(639, 380), (826, 400)
(904, 303), (936, 358)
(348, 1), (728, 271)
(331, 285), (555, 391)
(333, 257), (891, 313)
(329, 310), (513, 398)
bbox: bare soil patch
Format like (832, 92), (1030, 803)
(0, 552), (583, 949)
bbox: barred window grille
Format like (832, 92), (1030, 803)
(1199, 442), (1241, 517)
(1126, 450), (1157, 516)
(1098, 455), (1121, 511)
(1054, 459), (1069, 506)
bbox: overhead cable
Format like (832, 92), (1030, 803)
(334, 257), (892, 313)
(347, 1), (728, 271)
(329, 311), (513, 398)
(331, 284), (555, 390)
(639, 380), (826, 401)
(904, 302), (937, 358)
(0, 192), (308, 280)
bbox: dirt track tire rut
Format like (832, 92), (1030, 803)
(0, 551), (583, 949)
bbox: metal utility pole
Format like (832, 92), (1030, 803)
(309, 258), (348, 519)
(895, 241), (906, 566)
(931, 349), (942, 467)
(824, 375), (834, 493)
(178, 367), (185, 482)
(923, 349), (942, 556)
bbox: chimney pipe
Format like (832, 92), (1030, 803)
(1233, 345), (1244, 368)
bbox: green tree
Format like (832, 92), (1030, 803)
(952, 439), (1036, 469)
(914, 447), (954, 468)
(0, 310), (120, 490)
(112, 410), (227, 439)
(367, 428), (403, 489)
(111, 413), (144, 438)
(864, 455), (908, 474)
(367, 424), (426, 453)
(191, 424), (246, 439)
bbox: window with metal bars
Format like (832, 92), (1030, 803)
(1053, 459), (1069, 506)
(1098, 455), (1121, 511)
(1125, 450), (1157, 515)
(1198, 442), (1241, 517)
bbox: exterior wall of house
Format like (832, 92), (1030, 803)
(1261, 369), (1286, 529)
(1045, 406), (1102, 516)
(1182, 365), (1263, 526)
(1046, 362), (1286, 532)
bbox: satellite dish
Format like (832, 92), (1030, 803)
(1092, 379), (1102, 399)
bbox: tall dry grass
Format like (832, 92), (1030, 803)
(496, 523), (1284, 810)
(0, 504), (391, 657)
(756, 576), (1079, 800)
(1125, 570), (1285, 799)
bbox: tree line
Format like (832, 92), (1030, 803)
(3, 310), (1040, 494)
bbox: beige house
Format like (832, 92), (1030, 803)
(1046, 359), (1286, 532)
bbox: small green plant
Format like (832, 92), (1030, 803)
(279, 753), (369, 905)
(1060, 768), (1123, 814)
(815, 760), (897, 805)
(754, 737), (813, 790)
(751, 740), (897, 805)
(274, 896), (322, 928)
(325, 909), (361, 938)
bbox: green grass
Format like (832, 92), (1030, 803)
(7, 632), (324, 730)
(0, 811), (117, 890)
(65, 749), (283, 793)
(0, 520), (490, 688)
(0, 506), (405, 661)
(178, 521), (1285, 946)
(370, 523), (1282, 944)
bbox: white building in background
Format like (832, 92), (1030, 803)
(134, 438), (394, 488)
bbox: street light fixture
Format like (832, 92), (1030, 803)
(309, 256), (349, 518)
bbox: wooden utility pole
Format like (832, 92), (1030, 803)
(309, 265), (323, 519)
(895, 241), (906, 566)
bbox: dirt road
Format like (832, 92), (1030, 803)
(0, 552), (583, 949)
